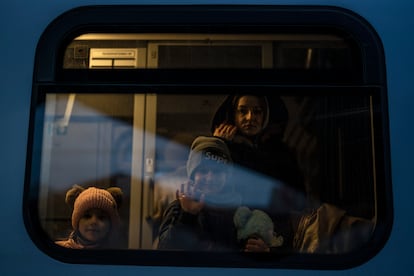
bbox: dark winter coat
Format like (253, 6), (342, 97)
(157, 199), (240, 251)
(210, 95), (306, 210)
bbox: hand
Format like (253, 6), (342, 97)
(176, 182), (205, 215)
(244, 237), (270, 252)
(213, 123), (237, 141)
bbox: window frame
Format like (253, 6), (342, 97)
(25, 5), (392, 269)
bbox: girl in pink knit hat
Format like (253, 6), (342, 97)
(55, 185), (123, 249)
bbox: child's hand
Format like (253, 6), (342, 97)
(244, 237), (270, 252)
(176, 182), (205, 215)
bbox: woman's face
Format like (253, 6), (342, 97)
(78, 208), (111, 244)
(234, 96), (265, 137)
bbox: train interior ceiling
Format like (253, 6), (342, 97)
(37, 33), (377, 250)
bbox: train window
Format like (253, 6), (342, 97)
(64, 33), (353, 70)
(25, 6), (392, 269)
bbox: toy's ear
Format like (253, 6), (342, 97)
(107, 187), (123, 209)
(65, 184), (85, 209)
(233, 206), (252, 229)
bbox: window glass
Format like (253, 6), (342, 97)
(34, 91), (380, 252)
(63, 33), (356, 71)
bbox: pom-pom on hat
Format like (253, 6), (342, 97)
(66, 185), (122, 230)
(186, 136), (232, 180)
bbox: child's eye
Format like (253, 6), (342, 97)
(83, 213), (92, 219)
(98, 215), (108, 220)
(197, 167), (208, 174)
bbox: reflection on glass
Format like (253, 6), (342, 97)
(36, 93), (376, 254)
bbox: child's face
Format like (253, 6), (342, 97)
(78, 208), (111, 244)
(193, 165), (228, 196)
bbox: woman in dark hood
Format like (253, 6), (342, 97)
(211, 95), (303, 191)
(211, 95), (307, 249)
(211, 95), (270, 147)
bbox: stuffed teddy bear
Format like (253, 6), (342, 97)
(233, 206), (283, 248)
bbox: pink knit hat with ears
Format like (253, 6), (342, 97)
(71, 187), (121, 230)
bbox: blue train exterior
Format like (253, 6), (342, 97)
(1, 0), (413, 275)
